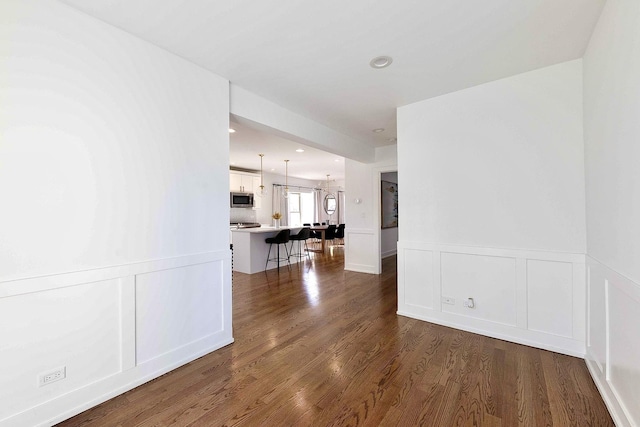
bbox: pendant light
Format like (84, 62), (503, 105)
(257, 154), (267, 197)
(283, 159), (289, 198)
(324, 174), (331, 194)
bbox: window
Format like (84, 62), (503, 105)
(288, 191), (315, 226)
(289, 193), (301, 226)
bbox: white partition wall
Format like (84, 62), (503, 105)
(344, 146), (397, 274)
(397, 60), (587, 356)
(0, 1), (232, 425)
(583, 0), (640, 425)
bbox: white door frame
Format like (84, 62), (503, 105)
(371, 164), (398, 274)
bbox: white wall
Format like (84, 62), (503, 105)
(399, 60), (586, 252)
(0, 1), (232, 425)
(380, 172), (398, 258)
(397, 60), (587, 356)
(583, 1), (640, 425)
(344, 146), (397, 273)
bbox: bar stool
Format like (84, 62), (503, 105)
(265, 229), (291, 271)
(289, 227), (311, 261)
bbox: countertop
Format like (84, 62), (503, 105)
(230, 225), (301, 234)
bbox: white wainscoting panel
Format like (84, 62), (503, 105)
(441, 252), (517, 326)
(401, 249), (435, 310)
(136, 262), (224, 364)
(586, 257), (640, 427)
(0, 278), (122, 419)
(527, 260), (574, 338)
(397, 241), (586, 357)
(587, 265), (606, 375)
(0, 250), (232, 427)
(344, 228), (376, 274)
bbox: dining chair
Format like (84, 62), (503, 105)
(335, 224), (345, 245)
(324, 224), (337, 247)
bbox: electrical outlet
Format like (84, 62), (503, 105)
(441, 296), (455, 305)
(39, 366), (66, 387)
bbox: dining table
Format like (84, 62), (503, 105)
(307, 225), (329, 253)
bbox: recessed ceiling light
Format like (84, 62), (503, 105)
(270, 168), (275, 171)
(296, 149), (304, 153)
(372, 128), (385, 133)
(334, 159), (340, 162)
(369, 56), (393, 69)
(228, 128), (236, 133)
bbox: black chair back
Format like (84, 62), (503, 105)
(299, 227), (311, 239)
(291, 227), (310, 240)
(266, 229), (290, 244)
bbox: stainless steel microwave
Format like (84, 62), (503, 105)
(230, 192), (254, 208)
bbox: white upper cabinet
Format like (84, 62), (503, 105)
(230, 172), (256, 193)
(230, 172), (262, 209)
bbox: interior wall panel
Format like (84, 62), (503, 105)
(0, 279), (121, 418)
(403, 249), (434, 309)
(441, 252), (517, 326)
(585, 257), (640, 427)
(587, 265), (607, 374)
(135, 262), (224, 365)
(398, 241), (585, 357)
(345, 229), (375, 273)
(527, 259), (574, 338)
(0, 251), (231, 427)
(607, 279), (640, 426)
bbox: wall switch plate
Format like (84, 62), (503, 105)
(441, 296), (455, 305)
(38, 366), (66, 387)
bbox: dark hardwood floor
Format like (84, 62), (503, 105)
(58, 248), (613, 426)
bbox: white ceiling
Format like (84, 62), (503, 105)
(60, 0), (605, 148)
(229, 121), (345, 181)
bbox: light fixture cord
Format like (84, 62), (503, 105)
(259, 154), (264, 190)
(285, 160), (289, 191)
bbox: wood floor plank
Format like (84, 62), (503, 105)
(57, 252), (614, 426)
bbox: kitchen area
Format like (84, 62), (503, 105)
(230, 171), (304, 274)
(229, 122), (346, 274)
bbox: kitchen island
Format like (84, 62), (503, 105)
(231, 226), (302, 274)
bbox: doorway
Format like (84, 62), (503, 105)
(380, 171), (398, 260)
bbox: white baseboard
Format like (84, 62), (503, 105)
(344, 263), (376, 274)
(586, 352), (632, 427)
(381, 249), (397, 259)
(397, 310), (585, 358)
